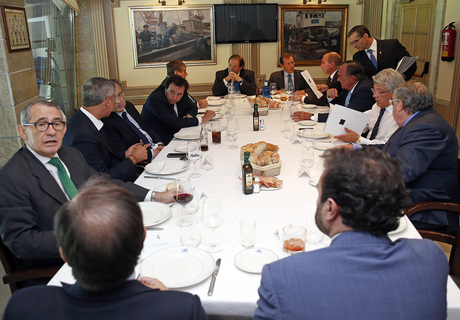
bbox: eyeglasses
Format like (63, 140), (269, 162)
(349, 36), (362, 46)
(23, 120), (66, 132)
(371, 88), (390, 95)
(116, 92), (125, 99)
(388, 99), (401, 106)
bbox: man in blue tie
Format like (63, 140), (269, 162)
(102, 80), (164, 162)
(212, 54), (257, 96)
(348, 25), (417, 80)
(268, 53), (309, 92)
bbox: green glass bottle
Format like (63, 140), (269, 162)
(253, 103), (259, 131)
(242, 151), (253, 195)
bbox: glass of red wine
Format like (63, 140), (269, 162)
(172, 177), (194, 221)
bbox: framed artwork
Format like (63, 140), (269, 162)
(279, 5), (348, 66)
(129, 5), (215, 68)
(1, 6), (31, 53)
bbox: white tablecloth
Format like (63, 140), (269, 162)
(49, 98), (460, 319)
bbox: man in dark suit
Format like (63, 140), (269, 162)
(3, 179), (207, 320)
(254, 148), (448, 320)
(0, 101), (172, 276)
(303, 51), (342, 106)
(63, 77), (149, 182)
(102, 80), (164, 162)
(212, 54), (257, 96)
(268, 53), (309, 92)
(348, 25), (417, 80)
(142, 75), (215, 144)
(379, 82), (459, 232)
(159, 60), (208, 117)
(292, 61), (374, 122)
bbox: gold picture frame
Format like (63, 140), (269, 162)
(1, 6), (31, 53)
(279, 5), (348, 66)
(129, 5), (215, 68)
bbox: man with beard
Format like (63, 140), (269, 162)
(254, 148), (448, 320)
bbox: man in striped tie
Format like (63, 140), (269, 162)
(0, 101), (172, 283)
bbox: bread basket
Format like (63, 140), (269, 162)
(251, 161), (282, 176)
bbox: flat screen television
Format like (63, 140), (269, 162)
(214, 4), (278, 44)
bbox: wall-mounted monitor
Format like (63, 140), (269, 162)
(214, 4), (278, 44)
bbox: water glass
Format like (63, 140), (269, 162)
(211, 121), (222, 144)
(226, 117), (239, 149)
(240, 219), (256, 248)
(283, 224), (306, 255)
(187, 140), (201, 178)
(178, 219), (201, 247)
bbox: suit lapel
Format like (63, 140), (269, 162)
(22, 147), (68, 204)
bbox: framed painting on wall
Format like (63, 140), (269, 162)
(129, 5), (215, 68)
(1, 6), (31, 53)
(279, 5), (348, 66)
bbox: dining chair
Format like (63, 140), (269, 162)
(0, 238), (60, 294)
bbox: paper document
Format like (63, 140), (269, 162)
(323, 104), (370, 136)
(396, 56), (418, 74)
(301, 70), (323, 99)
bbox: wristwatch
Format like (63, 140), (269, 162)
(356, 136), (362, 144)
(150, 190), (157, 202)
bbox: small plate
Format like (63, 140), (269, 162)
(298, 120), (316, 126)
(302, 104), (317, 109)
(313, 142), (335, 151)
(207, 96), (222, 101)
(174, 145), (188, 152)
(207, 99), (225, 106)
(138, 202), (172, 227)
(234, 248), (278, 274)
(140, 247), (215, 288)
(298, 131), (331, 140)
(260, 185), (282, 191)
(225, 94), (247, 99)
(174, 132), (200, 140)
(145, 159), (189, 175)
(388, 216), (408, 235)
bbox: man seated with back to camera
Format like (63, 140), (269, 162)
(3, 177), (207, 320)
(254, 148), (448, 320)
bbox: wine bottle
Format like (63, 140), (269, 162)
(253, 103), (259, 131)
(200, 124), (208, 151)
(242, 151), (253, 195)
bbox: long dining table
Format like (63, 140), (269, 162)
(49, 97), (460, 319)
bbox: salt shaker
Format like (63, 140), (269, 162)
(253, 176), (260, 193)
(260, 119), (265, 131)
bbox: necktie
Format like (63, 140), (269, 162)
(367, 49), (378, 69)
(287, 74), (293, 86)
(369, 108), (385, 140)
(345, 91), (352, 106)
(327, 76), (332, 84)
(122, 112), (151, 150)
(48, 157), (78, 199)
(233, 80), (240, 92)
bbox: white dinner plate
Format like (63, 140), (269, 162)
(225, 94), (247, 99)
(140, 247), (215, 288)
(174, 132), (200, 140)
(298, 120), (316, 126)
(174, 145), (188, 152)
(138, 202), (172, 227)
(206, 123), (226, 132)
(210, 113), (223, 121)
(207, 96), (222, 101)
(207, 99), (225, 106)
(302, 104), (317, 109)
(145, 160), (189, 175)
(298, 131), (331, 140)
(388, 215), (408, 235)
(234, 248), (278, 274)
(313, 142), (335, 151)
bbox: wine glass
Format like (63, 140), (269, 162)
(187, 140), (202, 178)
(201, 197), (224, 253)
(227, 81), (235, 95)
(270, 83), (277, 100)
(286, 82), (294, 96)
(172, 177), (194, 219)
(225, 95), (235, 116)
(281, 103), (291, 132)
(226, 117), (239, 149)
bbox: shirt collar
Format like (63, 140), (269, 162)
(403, 111), (420, 127)
(26, 145), (57, 164)
(368, 38), (377, 52)
(329, 69), (338, 79)
(80, 107), (104, 131)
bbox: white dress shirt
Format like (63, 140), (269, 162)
(359, 103), (398, 145)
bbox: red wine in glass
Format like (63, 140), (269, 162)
(174, 193), (194, 206)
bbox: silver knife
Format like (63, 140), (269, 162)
(208, 258), (221, 296)
(144, 176), (176, 180)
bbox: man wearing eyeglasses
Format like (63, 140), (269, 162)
(348, 25), (417, 80)
(334, 68), (402, 145)
(63, 77), (149, 182)
(0, 100), (172, 280)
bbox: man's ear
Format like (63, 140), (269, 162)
(59, 247), (68, 263)
(17, 125), (28, 141)
(323, 198), (340, 222)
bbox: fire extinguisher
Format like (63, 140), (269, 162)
(441, 22), (456, 62)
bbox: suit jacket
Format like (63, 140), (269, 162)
(254, 231), (448, 320)
(379, 108), (460, 227)
(3, 280), (207, 320)
(318, 76), (375, 122)
(0, 146), (148, 270)
(160, 77), (198, 117)
(102, 102), (162, 162)
(268, 69), (308, 92)
(63, 109), (138, 182)
(212, 68), (257, 96)
(141, 85), (199, 144)
(303, 71), (342, 106)
(353, 39), (417, 80)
